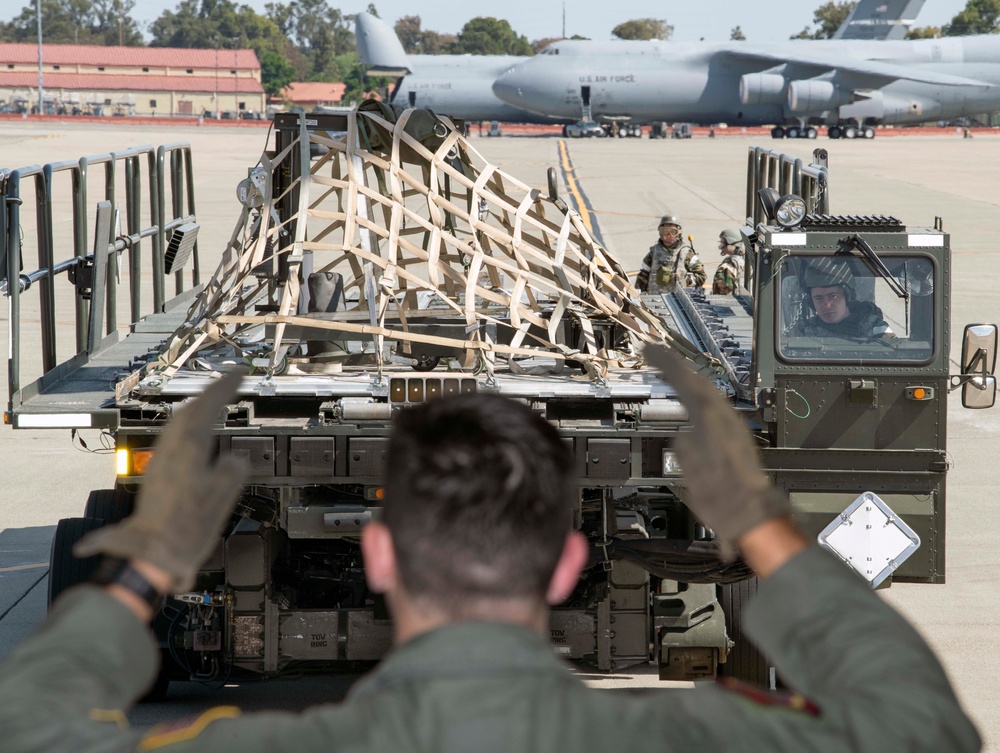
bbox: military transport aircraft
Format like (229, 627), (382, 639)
(355, 1), (925, 129)
(492, 32), (1000, 140)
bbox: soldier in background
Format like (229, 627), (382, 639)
(636, 214), (706, 294)
(712, 228), (746, 295)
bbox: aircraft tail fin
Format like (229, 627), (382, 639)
(834, 0), (926, 40)
(355, 12), (412, 76)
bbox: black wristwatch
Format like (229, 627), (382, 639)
(91, 557), (165, 612)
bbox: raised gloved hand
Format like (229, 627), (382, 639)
(75, 372), (247, 592)
(644, 344), (790, 560)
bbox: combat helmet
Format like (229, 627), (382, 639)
(801, 258), (855, 298)
(719, 228), (741, 245)
(658, 214), (682, 228)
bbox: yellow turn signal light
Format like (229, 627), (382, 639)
(116, 448), (155, 476)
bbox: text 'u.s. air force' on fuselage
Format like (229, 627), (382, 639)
(492, 32), (1000, 139)
(355, 1), (928, 134)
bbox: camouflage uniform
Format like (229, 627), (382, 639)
(0, 548), (980, 753)
(712, 254), (746, 295)
(637, 240), (706, 294)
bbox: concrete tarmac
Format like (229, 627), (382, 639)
(1, 121), (999, 746)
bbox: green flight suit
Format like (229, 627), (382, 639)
(0, 548), (980, 753)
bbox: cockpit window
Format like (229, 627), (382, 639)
(778, 254), (935, 362)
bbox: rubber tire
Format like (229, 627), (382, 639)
(786, 126), (800, 139)
(718, 577), (770, 686)
(863, 127), (876, 139)
(806, 127), (818, 139)
(84, 488), (135, 523)
(770, 127), (785, 139)
(828, 126), (842, 139)
(48, 517), (104, 607)
(844, 125), (858, 139)
(412, 354), (440, 372)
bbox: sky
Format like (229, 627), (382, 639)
(117, 0), (973, 43)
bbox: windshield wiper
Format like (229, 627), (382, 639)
(839, 234), (908, 300)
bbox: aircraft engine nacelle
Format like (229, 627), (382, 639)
(740, 73), (787, 106)
(787, 80), (847, 114)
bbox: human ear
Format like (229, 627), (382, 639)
(361, 521), (398, 594)
(546, 531), (589, 605)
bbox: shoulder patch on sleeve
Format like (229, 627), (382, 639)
(716, 676), (821, 717)
(139, 706), (241, 750)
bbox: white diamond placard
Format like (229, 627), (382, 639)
(817, 492), (921, 588)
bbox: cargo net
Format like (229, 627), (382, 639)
(155, 103), (684, 384)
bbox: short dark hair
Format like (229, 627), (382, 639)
(384, 394), (576, 609)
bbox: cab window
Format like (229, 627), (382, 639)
(777, 254), (935, 362)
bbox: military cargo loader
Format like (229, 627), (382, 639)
(3, 106), (995, 696)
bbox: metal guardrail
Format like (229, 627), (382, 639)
(746, 146), (830, 226)
(1, 143), (199, 406)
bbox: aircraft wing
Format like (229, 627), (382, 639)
(723, 48), (994, 88)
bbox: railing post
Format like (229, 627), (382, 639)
(74, 157), (90, 351)
(125, 155), (142, 322)
(103, 159), (117, 336)
(6, 172), (22, 404)
(37, 166), (57, 374)
(184, 147), (200, 286)
(152, 147), (166, 312)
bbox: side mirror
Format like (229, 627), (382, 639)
(961, 324), (998, 409)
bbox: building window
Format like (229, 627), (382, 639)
(230, 69), (236, 74)
(186, 68), (193, 74)
(6, 64), (13, 70)
(143, 67), (149, 72)
(150, 99), (157, 108)
(53, 65), (60, 70)
(239, 102), (245, 110)
(98, 66), (105, 71)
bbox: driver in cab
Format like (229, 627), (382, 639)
(795, 258), (893, 340)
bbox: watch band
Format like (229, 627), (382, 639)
(92, 557), (164, 612)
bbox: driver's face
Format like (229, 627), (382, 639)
(811, 285), (849, 324)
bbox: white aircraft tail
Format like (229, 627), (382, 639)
(355, 12), (412, 76)
(834, 0), (926, 40)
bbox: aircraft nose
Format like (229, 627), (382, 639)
(492, 70), (526, 106)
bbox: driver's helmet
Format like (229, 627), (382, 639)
(802, 258), (853, 292)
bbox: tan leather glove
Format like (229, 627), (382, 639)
(644, 345), (789, 560)
(75, 372), (247, 592)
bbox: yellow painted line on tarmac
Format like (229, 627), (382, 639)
(0, 562), (48, 573)
(557, 140), (595, 237)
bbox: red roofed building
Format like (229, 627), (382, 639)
(280, 82), (348, 108)
(0, 43), (265, 117)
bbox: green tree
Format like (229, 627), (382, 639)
(451, 17), (532, 55)
(906, 25), (941, 38)
(730, 25), (746, 40)
(943, 0), (1000, 35)
(263, 0), (355, 78)
(611, 18), (673, 41)
(150, 0), (293, 96)
(0, 0), (143, 45)
(260, 49), (296, 97)
(393, 15), (456, 54)
(531, 36), (562, 53)
(789, 1), (856, 39)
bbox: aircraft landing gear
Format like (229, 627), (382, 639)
(771, 126), (818, 140)
(828, 123), (876, 139)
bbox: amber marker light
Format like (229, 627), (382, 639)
(116, 449), (130, 476)
(913, 388), (926, 400)
(375, 488), (385, 500)
(132, 449), (155, 475)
